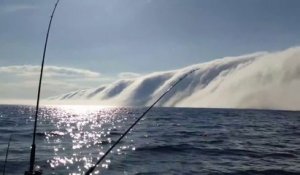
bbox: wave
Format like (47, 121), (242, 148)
(216, 169), (300, 175)
(135, 144), (298, 160)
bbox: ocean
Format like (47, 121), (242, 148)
(0, 105), (299, 175)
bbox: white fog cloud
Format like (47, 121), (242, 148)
(0, 65), (105, 100)
(118, 72), (141, 79)
(0, 65), (101, 78)
(48, 47), (300, 111)
(0, 4), (36, 13)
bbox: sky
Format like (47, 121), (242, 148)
(0, 0), (300, 102)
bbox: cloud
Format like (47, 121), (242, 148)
(0, 65), (148, 102)
(0, 65), (101, 78)
(1, 4), (36, 13)
(0, 65), (105, 100)
(48, 47), (300, 111)
(118, 72), (141, 79)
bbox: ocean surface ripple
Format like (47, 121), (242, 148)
(0, 105), (299, 175)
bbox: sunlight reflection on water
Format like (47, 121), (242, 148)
(42, 105), (137, 175)
(1, 105), (299, 175)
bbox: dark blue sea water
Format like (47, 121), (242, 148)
(0, 105), (299, 175)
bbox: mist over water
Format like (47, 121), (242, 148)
(0, 105), (299, 175)
(49, 47), (300, 111)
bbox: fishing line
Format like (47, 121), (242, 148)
(26, 0), (60, 174)
(85, 69), (199, 175)
(2, 135), (12, 175)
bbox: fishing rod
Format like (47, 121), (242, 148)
(25, 0), (60, 175)
(85, 68), (199, 175)
(2, 135), (12, 175)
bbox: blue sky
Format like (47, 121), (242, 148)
(0, 0), (300, 101)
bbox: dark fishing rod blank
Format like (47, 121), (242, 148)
(85, 69), (199, 175)
(25, 1), (60, 175)
(2, 135), (12, 175)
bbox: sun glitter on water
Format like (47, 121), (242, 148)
(42, 105), (136, 174)
(48, 105), (114, 116)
